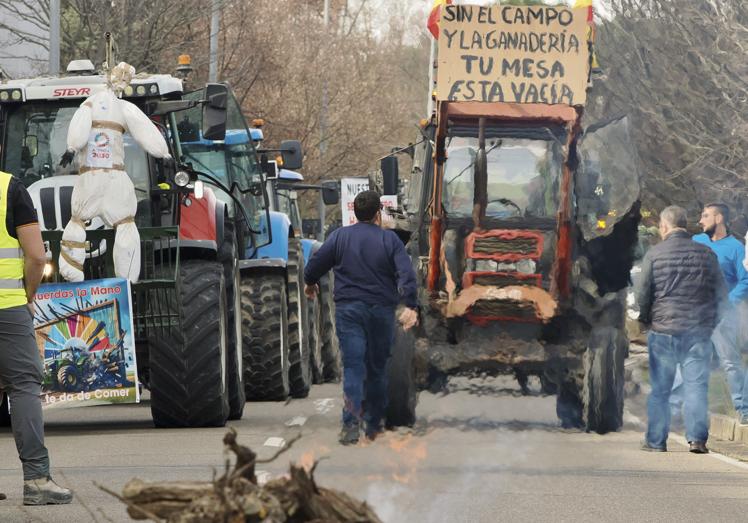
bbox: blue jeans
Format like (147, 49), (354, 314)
(671, 304), (748, 416)
(335, 301), (395, 430)
(646, 331), (712, 448)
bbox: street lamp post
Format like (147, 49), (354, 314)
(49, 0), (60, 75)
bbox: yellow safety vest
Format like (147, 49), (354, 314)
(0, 171), (28, 309)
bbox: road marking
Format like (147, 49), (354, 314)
(285, 416), (307, 427)
(669, 433), (748, 471)
(263, 436), (286, 448)
(256, 469), (270, 485)
(314, 398), (336, 414)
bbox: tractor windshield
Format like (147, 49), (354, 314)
(1, 101), (152, 222)
(443, 136), (562, 219)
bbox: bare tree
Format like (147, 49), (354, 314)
(591, 0), (748, 228)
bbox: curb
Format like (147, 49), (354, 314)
(710, 413), (748, 444)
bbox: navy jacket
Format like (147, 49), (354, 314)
(635, 229), (727, 336)
(304, 222), (418, 308)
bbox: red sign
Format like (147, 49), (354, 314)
(52, 88), (91, 97)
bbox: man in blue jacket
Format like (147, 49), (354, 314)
(304, 190), (418, 445)
(693, 203), (748, 424)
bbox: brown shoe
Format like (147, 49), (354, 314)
(689, 441), (709, 454)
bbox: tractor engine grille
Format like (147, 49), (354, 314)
(472, 236), (538, 256)
(470, 299), (537, 321)
(471, 273), (536, 287)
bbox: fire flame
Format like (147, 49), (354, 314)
(297, 446), (330, 472)
(384, 433), (428, 485)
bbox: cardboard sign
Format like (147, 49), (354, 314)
(340, 179), (399, 226)
(33, 278), (140, 408)
(437, 5), (590, 106)
(340, 177), (370, 226)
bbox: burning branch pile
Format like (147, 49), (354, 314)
(102, 429), (382, 523)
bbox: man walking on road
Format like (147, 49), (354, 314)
(304, 190), (418, 445)
(0, 170), (73, 505)
(635, 206), (726, 454)
(693, 204), (748, 424)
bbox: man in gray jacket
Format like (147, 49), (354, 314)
(635, 206), (726, 453)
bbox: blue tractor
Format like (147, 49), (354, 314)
(233, 128), (340, 400)
(263, 161), (341, 387)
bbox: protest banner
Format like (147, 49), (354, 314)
(33, 278), (139, 408)
(437, 4), (590, 105)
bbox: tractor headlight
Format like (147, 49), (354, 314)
(123, 85), (134, 97)
(474, 259), (496, 272)
(515, 259), (537, 274)
(10, 90), (21, 101)
(136, 85), (146, 96)
(0, 91), (8, 102)
(174, 171), (190, 187)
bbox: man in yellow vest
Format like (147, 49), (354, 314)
(0, 170), (72, 505)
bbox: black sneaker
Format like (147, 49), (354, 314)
(641, 440), (667, 452)
(689, 441), (709, 454)
(338, 423), (360, 446)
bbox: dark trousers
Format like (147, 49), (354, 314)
(0, 305), (50, 480)
(334, 301), (395, 429)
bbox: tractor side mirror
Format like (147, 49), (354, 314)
(380, 156), (399, 196)
(202, 83), (228, 141)
(321, 180), (339, 205)
(280, 140), (303, 170)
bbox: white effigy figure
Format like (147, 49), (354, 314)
(59, 62), (170, 283)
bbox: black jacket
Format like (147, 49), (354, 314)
(635, 229), (727, 336)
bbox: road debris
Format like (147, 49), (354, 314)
(102, 429), (382, 522)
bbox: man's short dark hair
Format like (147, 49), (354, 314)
(354, 190), (381, 222)
(706, 202), (730, 224)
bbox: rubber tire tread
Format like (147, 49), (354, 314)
(583, 326), (626, 434)
(241, 273), (290, 401)
(287, 239), (311, 398)
(218, 219), (245, 420)
(319, 274), (341, 382)
(307, 294), (323, 384)
(149, 260), (229, 428)
(385, 322), (418, 428)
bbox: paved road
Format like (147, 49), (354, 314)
(1, 377), (747, 522)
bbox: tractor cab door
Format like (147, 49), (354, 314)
(575, 115), (641, 241)
(176, 88), (271, 252)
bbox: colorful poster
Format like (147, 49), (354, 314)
(32, 278), (139, 409)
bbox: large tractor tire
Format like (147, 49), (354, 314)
(218, 219), (245, 420)
(149, 260), (230, 428)
(583, 326), (627, 434)
(307, 294), (324, 384)
(57, 364), (81, 392)
(241, 273), (290, 401)
(318, 274), (341, 382)
(287, 239), (311, 398)
(385, 320), (418, 429)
